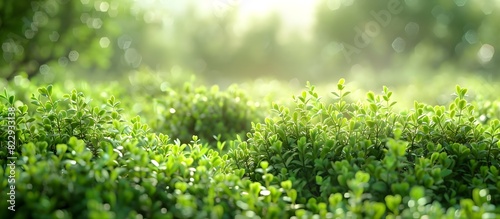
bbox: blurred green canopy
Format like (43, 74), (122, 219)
(1, 0), (499, 84)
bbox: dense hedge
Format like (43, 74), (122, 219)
(2, 73), (266, 147)
(152, 82), (264, 146)
(228, 80), (500, 215)
(1, 79), (500, 218)
(121, 70), (267, 146)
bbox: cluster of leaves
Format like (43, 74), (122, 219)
(0, 86), (292, 218)
(153, 82), (264, 146)
(0, 86), (266, 218)
(229, 79), (500, 216)
(2, 72), (265, 149)
(1, 81), (500, 218)
(0, 86), (123, 159)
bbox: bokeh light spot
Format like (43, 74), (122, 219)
(33, 11), (49, 26)
(405, 22), (419, 36)
(2, 41), (24, 57)
(479, 189), (487, 197)
(108, 2), (119, 17)
(160, 82), (169, 92)
(464, 30), (477, 44)
(69, 50), (80, 61)
(39, 64), (50, 74)
(49, 31), (60, 42)
(30, 23), (38, 32)
(431, 6), (443, 18)
(80, 13), (90, 23)
(58, 57), (69, 66)
(99, 37), (111, 48)
(25, 30), (35, 39)
(392, 37), (406, 53)
(2, 52), (13, 62)
(100, 2), (110, 12)
(118, 35), (133, 50)
(91, 18), (103, 29)
(44, 1), (58, 16)
(125, 48), (142, 67)
(478, 44), (494, 64)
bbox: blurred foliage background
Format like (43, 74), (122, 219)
(1, 0), (499, 104)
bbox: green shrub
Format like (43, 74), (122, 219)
(229, 79), (500, 209)
(0, 85), (127, 159)
(153, 82), (264, 146)
(1, 81), (499, 218)
(2, 71), (265, 149)
(0, 86), (278, 218)
(0, 86), (295, 218)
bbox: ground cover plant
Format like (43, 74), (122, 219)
(1, 78), (499, 218)
(229, 79), (500, 208)
(153, 82), (264, 146)
(122, 70), (269, 147)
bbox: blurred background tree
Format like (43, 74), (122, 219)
(315, 0), (499, 74)
(1, 0), (499, 87)
(0, 0), (147, 81)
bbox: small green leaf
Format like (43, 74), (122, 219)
(260, 161), (269, 169)
(410, 186), (425, 200)
(440, 169), (452, 178)
(342, 91), (351, 98)
(337, 78), (345, 90)
(47, 84), (53, 95)
(385, 194), (401, 213)
(355, 171), (370, 183)
(56, 144), (68, 155)
(263, 173), (274, 183)
(250, 182), (262, 195)
(287, 189), (297, 203)
(316, 175), (323, 185)
(460, 88), (468, 98)
(458, 99), (466, 110)
(9, 95), (15, 105)
(281, 180), (292, 190)
(38, 87), (49, 97)
(329, 193), (343, 206)
(338, 78), (345, 86)
(367, 91), (375, 102)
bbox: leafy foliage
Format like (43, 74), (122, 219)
(1, 79), (499, 218)
(0, 0), (148, 80)
(152, 82), (264, 146)
(229, 79), (500, 211)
